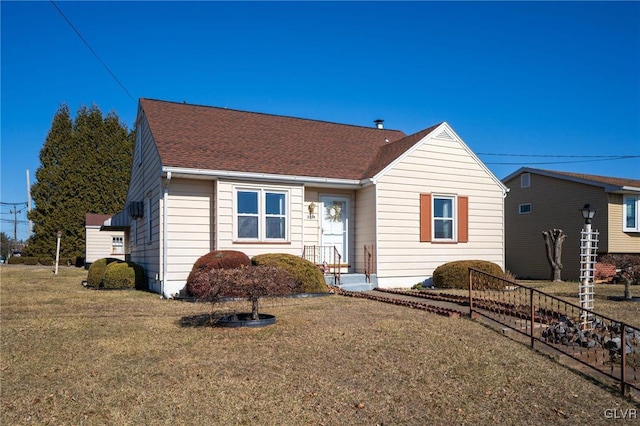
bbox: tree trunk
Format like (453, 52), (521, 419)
(624, 278), (632, 300)
(542, 229), (566, 282)
(251, 297), (260, 320)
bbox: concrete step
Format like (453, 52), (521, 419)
(324, 273), (378, 292)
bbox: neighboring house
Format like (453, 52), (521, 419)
(502, 167), (640, 280)
(106, 98), (507, 297)
(85, 213), (126, 268)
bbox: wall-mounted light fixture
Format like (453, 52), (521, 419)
(308, 202), (316, 219)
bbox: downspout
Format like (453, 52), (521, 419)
(162, 171), (172, 298)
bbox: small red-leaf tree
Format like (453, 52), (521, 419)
(600, 254), (640, 300)
(190, 266), (302, 320)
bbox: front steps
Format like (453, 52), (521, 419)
(324, 273), (377, 292)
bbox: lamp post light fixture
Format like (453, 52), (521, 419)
(580, 204), (596, 225)
(54, 230), (62, 275)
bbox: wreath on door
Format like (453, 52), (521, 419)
(326, 203), (342, 222)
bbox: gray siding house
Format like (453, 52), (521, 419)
(502, 167), (640, 280)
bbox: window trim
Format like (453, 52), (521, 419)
(432, 195), (456, 242)
(521, 173), (530, 188)
(233, 187), (290, 242)
(519, 203), (532, 214)
(111, 236), (124, 254)
(623, 195), (640, 232)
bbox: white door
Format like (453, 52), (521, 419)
(320, 196), (348, 266)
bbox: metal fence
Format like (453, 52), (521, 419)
(468, 268), (639, 396)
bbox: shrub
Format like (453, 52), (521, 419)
(38, 258), (54, 266)
(7, 257), (25, 265)
(102, 261), (145, 289)
(433, 260), (505, 290)
(252, 253), (329, 293)
(190, 266), (301, 319)
(86, 258), (123, 288)
(23, 257), (39, 265)
(186, 250), (251, 297)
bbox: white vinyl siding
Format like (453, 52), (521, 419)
(374, 127), (505, 287)
(85, 226), (125, 264)
(122, 112), (163, 291)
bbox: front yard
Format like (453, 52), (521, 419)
(1, 266), (637, 425)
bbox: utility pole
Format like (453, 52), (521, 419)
(26, 169), (33, 237)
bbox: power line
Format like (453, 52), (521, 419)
(478, 153), (639, 158)
(50, 0), (135, 102)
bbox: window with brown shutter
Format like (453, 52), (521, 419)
(420, 193), (469, 243)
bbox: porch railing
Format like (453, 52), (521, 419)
(302, 245), (342, 285)
(468, 268), (639, 397)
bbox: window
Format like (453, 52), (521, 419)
(623, 196), (640, 232)
(112, 236), (124, 254)
(420, 194), (468, 243)
(146, 196), (153, 243)
(521, 173), (530, 188)
(235, 188), (288, 241)
(519, 203), (532, 214)
(434, 196), (455, 240)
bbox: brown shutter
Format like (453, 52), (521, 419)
(420, 193), (432, 242)
(458, 196), (469, 243)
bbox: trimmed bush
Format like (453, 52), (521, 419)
(252, 253), (329, 294)
(102, 261), (145, 289)
(7, 257), (25, 265)
(433, 260), (505, 290)
(23, 257), (39, 265)
(186, 250), (252, 297)
(86, 258), (123, 288)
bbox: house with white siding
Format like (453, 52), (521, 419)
(105, 98), (507, 297)
(85, 213), (126, 268)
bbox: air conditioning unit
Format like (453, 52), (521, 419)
(127, 201), (144, 219)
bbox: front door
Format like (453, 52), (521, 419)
(320, 196), (348, 267)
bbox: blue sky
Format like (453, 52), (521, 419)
(2, 1), (639, 241)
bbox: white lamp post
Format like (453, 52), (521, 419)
(54, 230), (62, 275)
(579, 204), (597, 328)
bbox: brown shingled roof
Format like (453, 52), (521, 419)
(539, 169), (640, 189)
(141, 98), (419, 180)
(85, 213), (111, 227)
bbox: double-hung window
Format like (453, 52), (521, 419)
(236, 188), (288, 241)
(623, 196), (640, 232)
(433, 196), (455, 240)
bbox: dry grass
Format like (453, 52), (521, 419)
(1, 266), (638, 425)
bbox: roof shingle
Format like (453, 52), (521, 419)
(141, 98), (437, 180)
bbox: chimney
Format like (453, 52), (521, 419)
(374, 119), (384, 129)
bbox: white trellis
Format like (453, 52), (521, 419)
(579, 227), (599, 328)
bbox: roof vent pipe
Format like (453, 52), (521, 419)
(374, 119), (384, 129)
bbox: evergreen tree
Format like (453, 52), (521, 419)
(27, 104), (133, 259)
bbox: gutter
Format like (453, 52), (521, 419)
(162, 166), (364, 189)
(162, 171), (172, 298)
